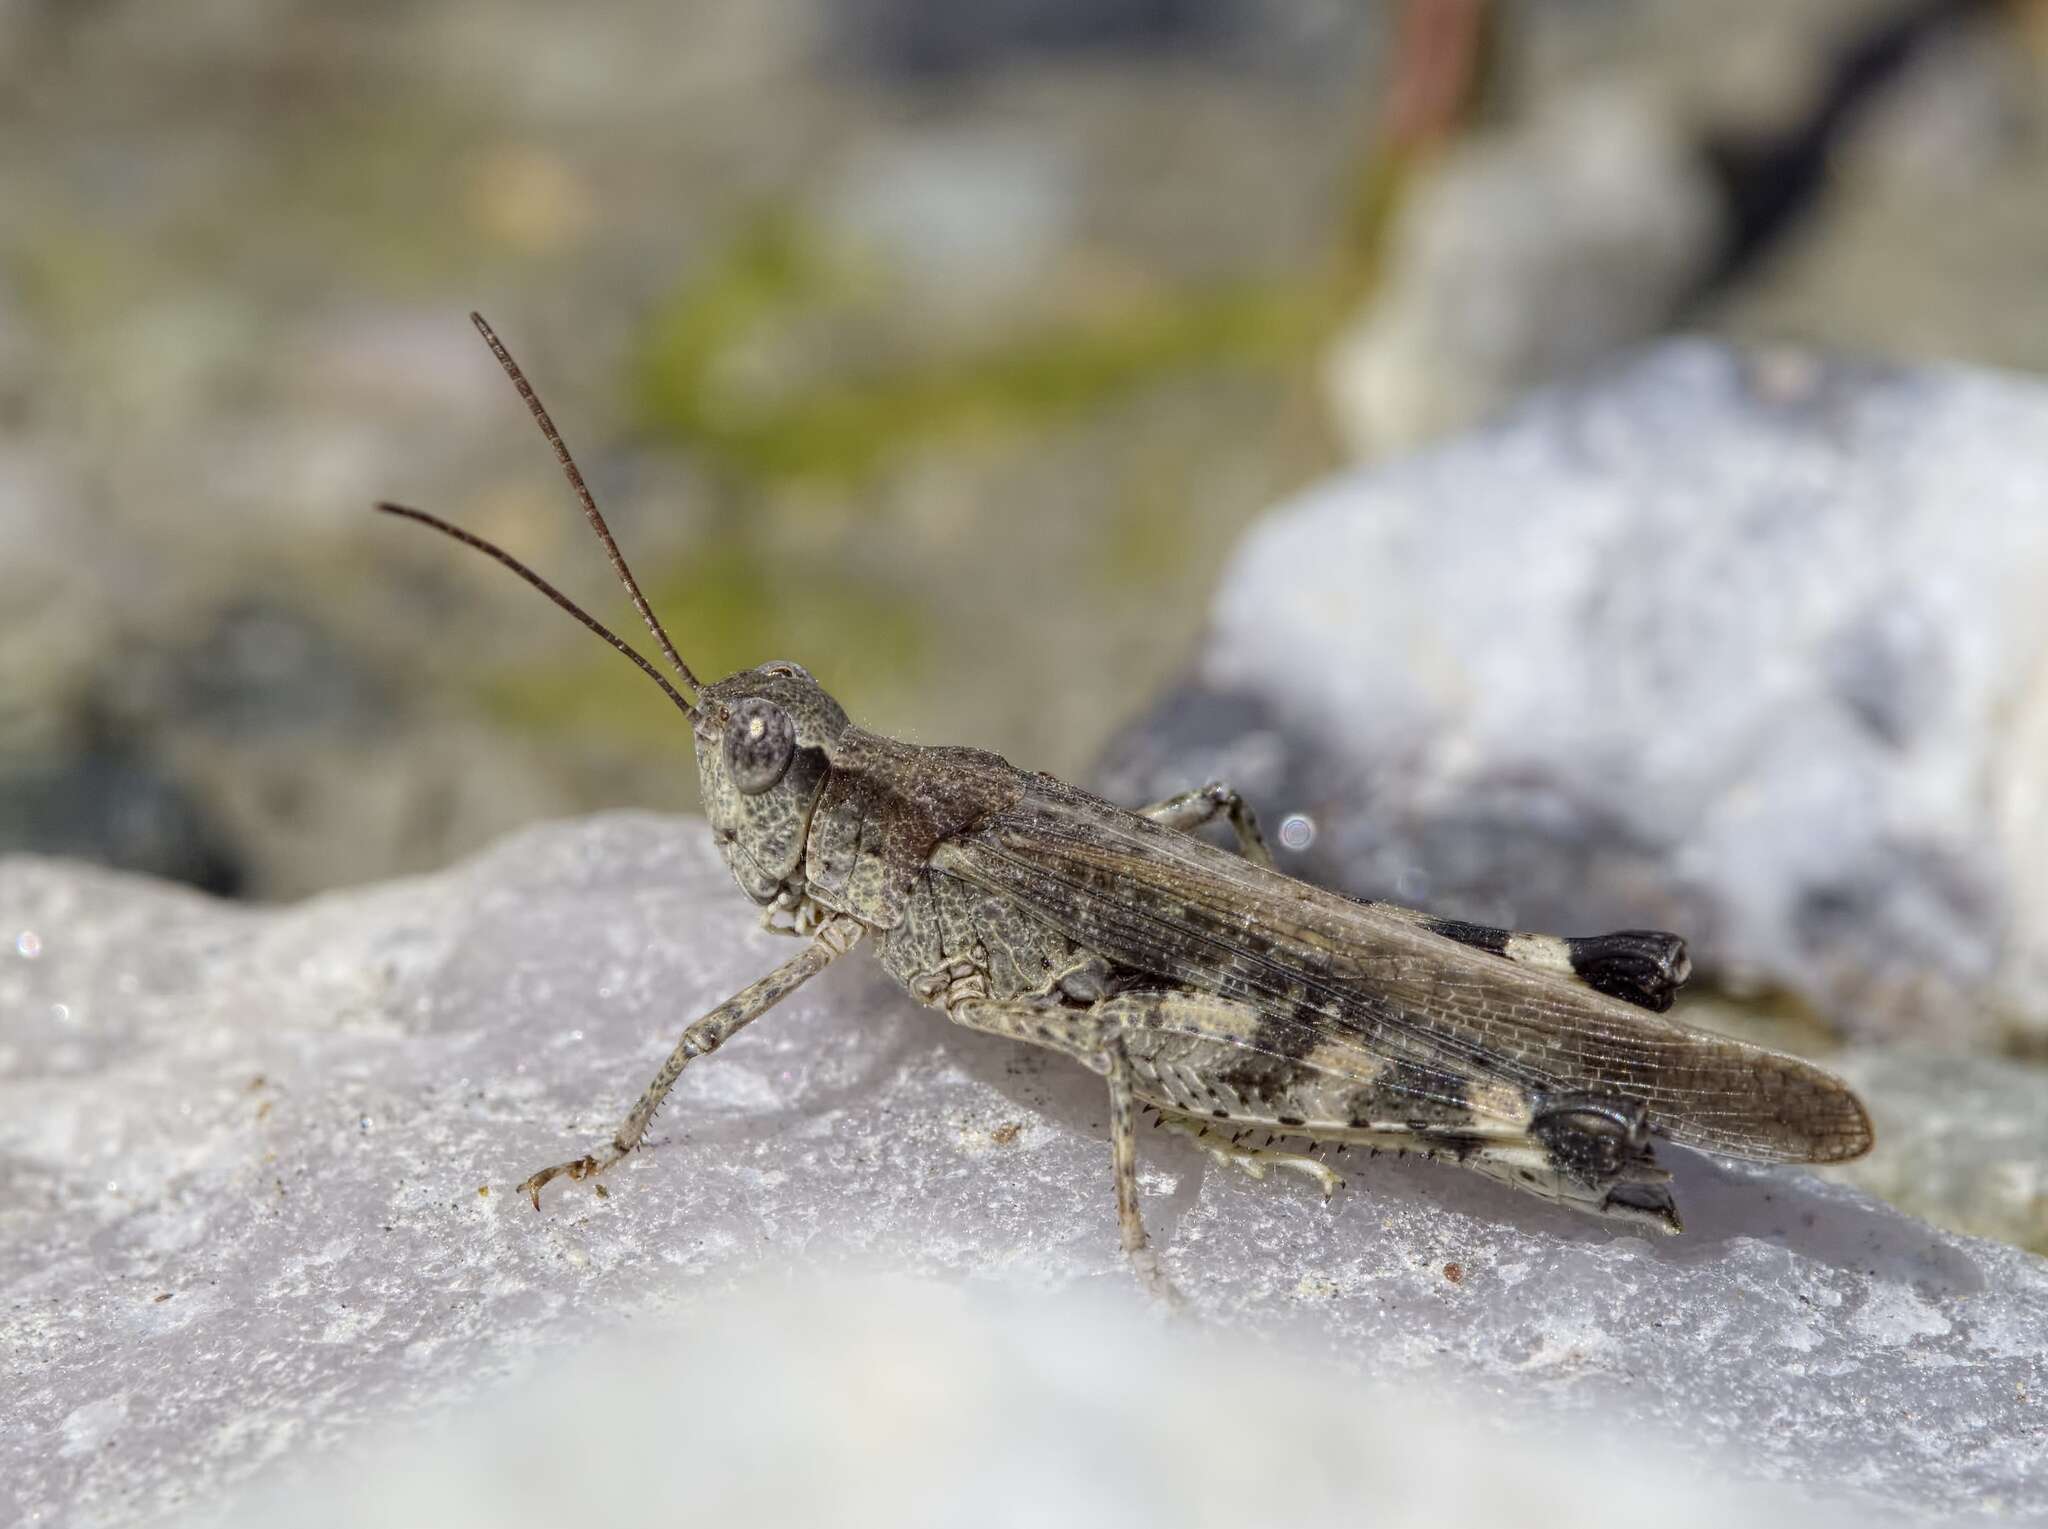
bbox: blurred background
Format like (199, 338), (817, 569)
(5, 0), (2043, 899)
(7, 0), (2048, 1251)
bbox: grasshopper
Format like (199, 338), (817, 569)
(380, 314), (1873, 1294)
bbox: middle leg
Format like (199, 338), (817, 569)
(946, 993), (1179, 1302)
(1138, 781), (1274, 868)
(1090, 986), (1680, 1231)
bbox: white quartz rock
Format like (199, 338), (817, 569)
(1103, 340), (2048, 1048)
(1, 815), (2043, 1525)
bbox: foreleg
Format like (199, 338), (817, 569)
(520, 916), (864, 1207)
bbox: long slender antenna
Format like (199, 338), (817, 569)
(468, 311), (702, 694)
(375, 502), (696, 720)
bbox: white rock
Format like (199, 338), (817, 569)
(1104, 340), (2048, 1047)
(1, 815), (2043, 1525)
(207, 1274), (1863, 1529)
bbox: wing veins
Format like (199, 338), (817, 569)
(940, 788), (1870, 1162)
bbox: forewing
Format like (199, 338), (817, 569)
(938, 781), (1870, 1163)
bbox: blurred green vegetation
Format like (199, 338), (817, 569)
(475, 537), (928, 749)
(631, 212), (1338, 488)
(492, 136), (1426, 751)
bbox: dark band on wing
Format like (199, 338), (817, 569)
(1420, 917), (1511, 956)
(1415, 916), (1690, 1013)
(1216, 994), (1327, 1113)
(1377, 1058), (1473, 1129)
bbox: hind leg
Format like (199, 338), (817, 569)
(1104, 1039), (1182, 1304)
(946, 993), (1181, 1304)
(1094, 989), (1685, 1231)
(1458, 1147), (1680, 1232)
(1151, 1112), (1344, 1198)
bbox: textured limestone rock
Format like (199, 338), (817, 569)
(2, 815), (2043, 1524)
(206, 1275), (1871, 1529)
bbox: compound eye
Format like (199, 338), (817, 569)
(724, 698), (795, 796)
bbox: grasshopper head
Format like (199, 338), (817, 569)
(692, 663), (850, 904)
(376, 316), (851, 908)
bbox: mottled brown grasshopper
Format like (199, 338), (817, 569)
(380, 314), (1872, 1293)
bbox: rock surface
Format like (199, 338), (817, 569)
(3, 816), (2044, 1525)
(205, 1275), (1865, 1529)
(1101, 339), (2048, 1049)
(1825, 1047), (2048, 1259)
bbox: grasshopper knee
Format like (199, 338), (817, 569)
(1531, 1093), (1654, 1184)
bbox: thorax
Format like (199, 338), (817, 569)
(794, 729), (1074, 1006)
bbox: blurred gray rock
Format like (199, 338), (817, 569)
(1323, 89), (1722, 459)
(0, 744), (241, 897)
(0, 579), (567, 900)
(1825, 1047), (2048, 1258)
(2, 815), (2045, 1525)
(122, 601), (395, 745)
(1102, 339), (2048, 1049)
(829, 0), (1353, 77)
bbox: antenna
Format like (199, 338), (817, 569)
(468, 311), (702, 694)
(375, 502), (696, 720)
